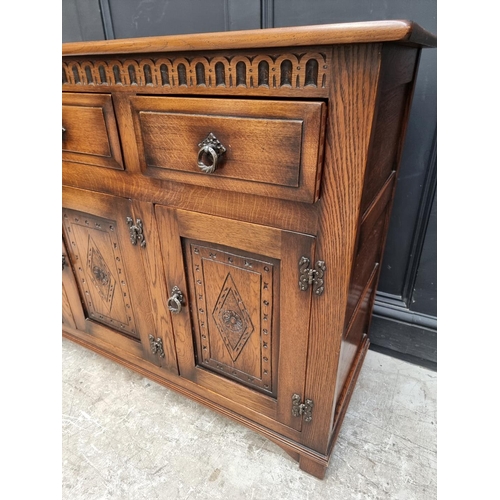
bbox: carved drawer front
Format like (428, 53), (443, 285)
(155, 206), (316, 431)
(62, 187), (177, 372)
(62, 93), (124, 170)
(130, 97), (326, 203)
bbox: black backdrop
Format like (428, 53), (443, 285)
(63, 0), (437, 369)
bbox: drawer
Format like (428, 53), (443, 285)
(62, 93), (124, 170)
(130, 97), (326, 203)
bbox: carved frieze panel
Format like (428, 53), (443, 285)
(184, 240), (276, 395)
(62, 49), (330, 94)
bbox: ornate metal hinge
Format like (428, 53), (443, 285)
(298, 256), (326, 296)
(148, 334), (165, 358)
(292, 393), (314, 422)
(126, 217), (146, 248)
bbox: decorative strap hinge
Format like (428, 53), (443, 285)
(148, 334), (165, 358)
(292, 393), (314, 422)
(298, 256), (326, 296)
(126, 217), (146, 248)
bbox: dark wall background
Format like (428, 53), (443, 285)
(63, 0), (437, 369)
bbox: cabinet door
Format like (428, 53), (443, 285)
(155, 206), (315, 431)
(62, 187), (177, 373)
(62, 239), (86, 331)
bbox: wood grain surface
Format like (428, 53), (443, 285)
(62, 21), (436, 479)
(62, 93), (123, 170)
(130, 96), (326, 203)
(62, 20), (436, 56)
(301, 43), (382, 454)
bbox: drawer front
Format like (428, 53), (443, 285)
(130, 97), (326, 203)
(62, 93), (124, 170)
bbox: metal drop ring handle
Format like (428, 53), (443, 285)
(167, 286), (184, 314)
(197, 133), (226, 174)
(197, 145), (218, 174)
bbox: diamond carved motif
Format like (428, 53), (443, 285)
(87, 235), (116, 308)
(213, 273), (254, 362)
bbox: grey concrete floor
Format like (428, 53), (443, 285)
(62, 338), (436, 500)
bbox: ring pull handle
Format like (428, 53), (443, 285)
(167, 286), (184, 314)
(197, 133), (226, 174)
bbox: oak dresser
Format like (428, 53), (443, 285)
(62, 20), (437, 479)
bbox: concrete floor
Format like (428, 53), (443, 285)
(62, 338), (436, 500)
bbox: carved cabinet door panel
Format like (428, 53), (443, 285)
(62, 187), (178, 373)
(155, 206), (316, 431)
(62, 239), (86, 331)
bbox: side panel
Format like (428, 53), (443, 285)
(333, 45), (421, 420)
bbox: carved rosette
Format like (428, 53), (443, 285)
(87, 236), (115, 307)
(213, 273), (254, 362)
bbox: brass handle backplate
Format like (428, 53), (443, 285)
(197, 133), (226, 174)
(167, 286), (184, 314)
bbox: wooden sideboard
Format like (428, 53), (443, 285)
(62, 20), (436, 479)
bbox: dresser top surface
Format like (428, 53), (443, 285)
(62, 20), (436, 57)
